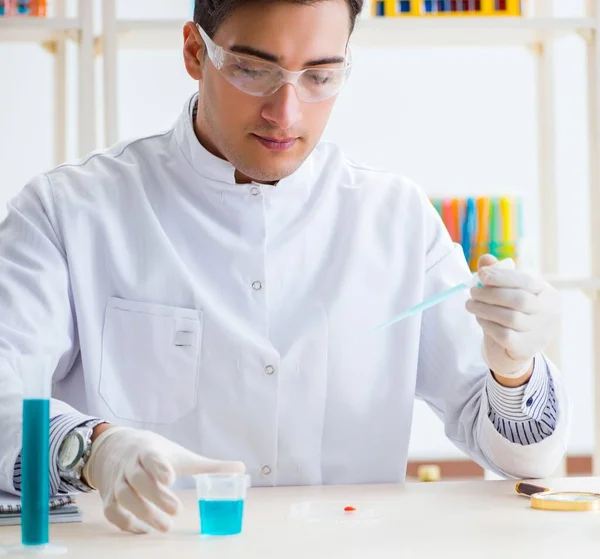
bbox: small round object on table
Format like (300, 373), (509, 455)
(417, 465), (441, 482)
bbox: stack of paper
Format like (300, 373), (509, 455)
(0, 491), (82, 526)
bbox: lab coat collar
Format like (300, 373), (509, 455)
(173, 93), (315, 195)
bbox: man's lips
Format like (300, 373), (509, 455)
(253, 134), (298, 151)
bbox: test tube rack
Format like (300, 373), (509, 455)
(430, 195), (523, 271)
(0, 0), (47, 17)
(373, 0), (521, 17)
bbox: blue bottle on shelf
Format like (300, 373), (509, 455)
(399, 1), (411, 13)
(17, 0), (31, 15)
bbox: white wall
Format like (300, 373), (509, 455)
(0, 0), (593, 460)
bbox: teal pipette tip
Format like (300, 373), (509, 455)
(369, 273), (482, 334)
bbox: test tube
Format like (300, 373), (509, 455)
(22, 356), (51, 547)
(3, 356), (67, 555)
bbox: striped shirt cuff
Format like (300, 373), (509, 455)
(486, 355), (558, 445)
(13, 413), (102, 495)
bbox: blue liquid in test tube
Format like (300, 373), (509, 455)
(1, 356), (67, 555)
(22, 398), (50, 546)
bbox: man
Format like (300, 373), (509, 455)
(0, 0), (568, 536)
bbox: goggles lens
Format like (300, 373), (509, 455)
(198, 24), (352, 103)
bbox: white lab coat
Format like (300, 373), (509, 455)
(0, 95), (568, 493)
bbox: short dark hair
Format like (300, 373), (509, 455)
(194, 0), (364, 38)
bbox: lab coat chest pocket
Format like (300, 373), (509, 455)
(100, 297), (202, 425)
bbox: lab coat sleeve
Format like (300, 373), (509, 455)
(415, 198), (569, 480)
(486, 356), (558, 444)
(0, 175), (93, 495)
(13, 414), (103, 495)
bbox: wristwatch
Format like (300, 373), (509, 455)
(57, 420), (105, 491)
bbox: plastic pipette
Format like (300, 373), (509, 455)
(369, 272), (482, 334)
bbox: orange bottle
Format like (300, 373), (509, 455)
(32, 0), (47, 16)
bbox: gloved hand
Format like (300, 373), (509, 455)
(465, 254), (561, 379)
(82, 427), (245, 534)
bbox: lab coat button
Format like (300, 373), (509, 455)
(251, 186), (260, 196)
(264, 365), (275, 376)
(252, 281), (263, 291)
(261, 465), (272, 476)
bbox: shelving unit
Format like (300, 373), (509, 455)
(353, 15), (595, 46)
(546, 277), (600, 291)
(108, 16), (595, 49)
(0, 0), (96, 163)
(0, 15), (79, 43)
(98, 0), (600, 474)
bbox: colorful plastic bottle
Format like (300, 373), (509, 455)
(1, 0), (16, 16)
(31, 0), (46, 16)
(16, 0), (31, 16)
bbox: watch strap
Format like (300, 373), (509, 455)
(58, 419), (106, 491)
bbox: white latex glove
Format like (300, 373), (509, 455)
(82, 427), (245, 534)
(465, 254), (561, 379)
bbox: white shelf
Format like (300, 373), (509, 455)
(545, 276), (600, 291)
(352, 16), (595, 48)
(112, 16), (595, 50)
(115, 19), (185, 50)
(0, 1), (95, 159)
(0, 17), (80, 43)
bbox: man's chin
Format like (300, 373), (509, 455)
(235, 157), (306, 184)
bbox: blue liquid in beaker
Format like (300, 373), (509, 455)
(199, 499), (244, 536)
(21, 398), (50, 546)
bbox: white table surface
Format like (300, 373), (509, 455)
(1, 477), (599, 558)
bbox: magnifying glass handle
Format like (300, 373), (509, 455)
(515, 481), (551, 497)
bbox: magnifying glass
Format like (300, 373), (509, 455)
(516, 482), (600, 512)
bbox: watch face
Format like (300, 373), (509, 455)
(58, 434), (83, 471)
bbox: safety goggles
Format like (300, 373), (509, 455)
(196, 24), (352, 103)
